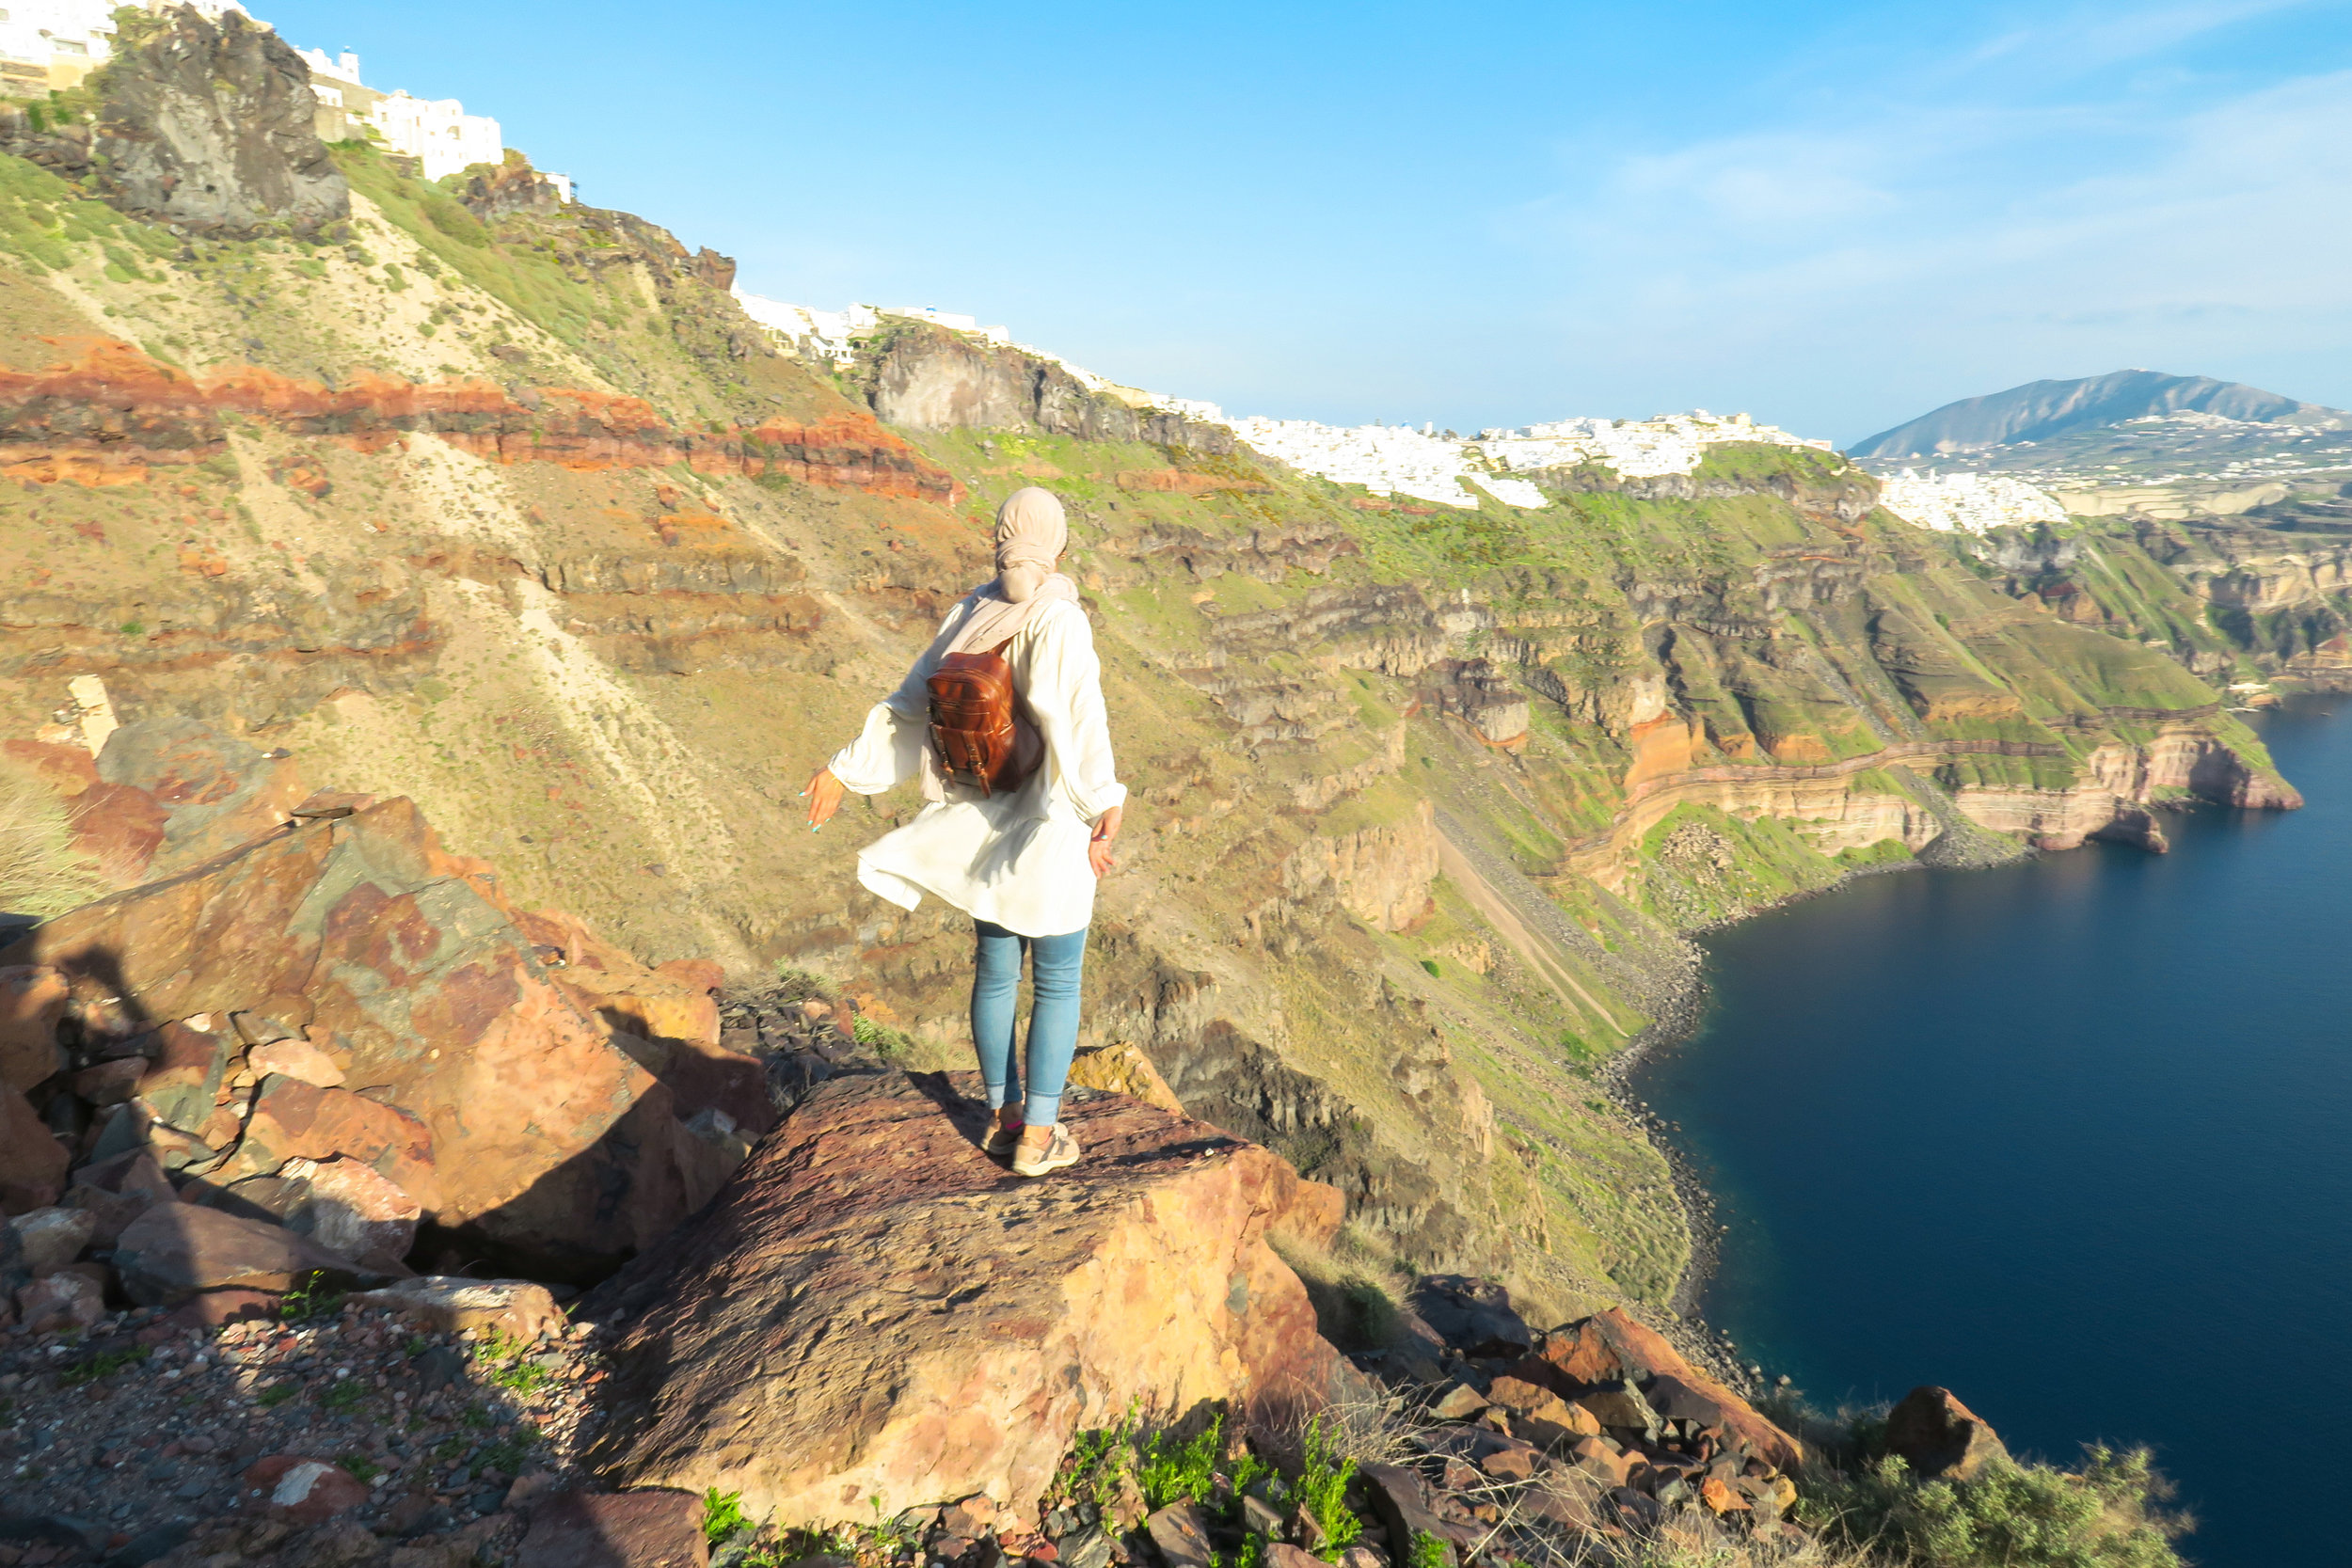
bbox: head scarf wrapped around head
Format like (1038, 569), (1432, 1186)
(944, 486), (1081, 656)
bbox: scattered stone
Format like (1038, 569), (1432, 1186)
(113, 1201), (367, 1306)
(1428, 1381), (1488, 1420)
(1263, 1545), (1323, 1568)
(1145, 1502), (1214, 1568)
(240, 1455), (371, 1524)
(1885, 1386), (2010, 1482)
(246, 1037), (346, 1087)
(516, 1489), (708, 1568)
(352, 1276), (565, 1339)
(8, 1204), (94, 1274)
(281, 1154), (421, 1269)
(1575, 1379), (1661, 1434)
(15, 1270), (103, 1333)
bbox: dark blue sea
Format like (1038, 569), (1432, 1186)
(1631, 695), (2352, 1568)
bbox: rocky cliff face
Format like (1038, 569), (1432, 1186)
(856, 320), (1236, 453)
(1975, 515), (2352, 689)
(0, 6), (348, 236)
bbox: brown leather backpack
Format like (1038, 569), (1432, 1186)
(927, 638), (1036, 797)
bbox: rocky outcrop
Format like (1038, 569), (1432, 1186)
(0, 746), (758, 1276)
(1529, 448), (1879, 525)
(1883, 1386), (2010, 1481)
(0, 6), (349, 236)
(858, 322), (1235, 454)
(583, 1070), (1348, 1527)
(1278, 800), (1440, 933)
(0, 338), (962, 501)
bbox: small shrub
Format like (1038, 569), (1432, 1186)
(319, 1378), (368, 1412)
(1136, 1412), (1224, 1511)
(59, 1345), (148, 1386)
(850, 1015), (912, 1060)
(704, 1488), (750, 1545)
(1406, 1530), (1451, 1568)
(481, 1423), (541, 1472)
(280, 1271), (345, 1324)
(1806, 1446), (2190, 1568)
(1295, 1415), (1362, 1557)
(771, 965), (825, 1001)
(473, 1330), (554, 1393)
(254, 1383), (300, 1408)
(1419, 958), (1441, 977)
(337, 1454), (382, 1482)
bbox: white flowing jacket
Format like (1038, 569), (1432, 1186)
(828, 594), (1126, 938)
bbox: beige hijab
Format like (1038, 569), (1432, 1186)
(946, 487), (1081, 655)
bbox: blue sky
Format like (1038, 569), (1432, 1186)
(266, 2), (2352, 444)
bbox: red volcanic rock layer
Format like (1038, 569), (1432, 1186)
(0, 339), (962, 503)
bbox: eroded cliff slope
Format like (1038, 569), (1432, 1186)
(0, 9), (2300, 1323)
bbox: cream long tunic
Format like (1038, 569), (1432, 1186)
(828, 595), (1125, 938)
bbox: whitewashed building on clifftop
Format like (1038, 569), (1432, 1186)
(1874, 469), (2069, 534)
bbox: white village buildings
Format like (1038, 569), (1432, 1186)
(1872, 469), (2069, 534)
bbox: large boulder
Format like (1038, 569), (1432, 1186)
(1884, 1386), (2010, 1482)
(112, 1201), (366, 1306)
(3, 795), (709, 1276)
(54, 5), (349, 235)
(583, 1071), (1348, 1528)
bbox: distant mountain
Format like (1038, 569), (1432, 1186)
(1852, 372), (2352, 460)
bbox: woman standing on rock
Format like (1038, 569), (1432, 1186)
(803, 486), (1124, 1179)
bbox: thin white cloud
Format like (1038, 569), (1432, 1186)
(1496, 6), (2352, 438)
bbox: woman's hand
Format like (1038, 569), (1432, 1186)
(803, 767), (846, 832)
(1088, 803), (1123, 878)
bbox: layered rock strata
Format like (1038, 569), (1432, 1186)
(584, 1070), (1348, 1526)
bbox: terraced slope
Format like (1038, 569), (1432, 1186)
(0, 21), (2299, 1323)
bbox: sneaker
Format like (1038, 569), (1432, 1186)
(1011, 1123), (1081, 1178)
(980, 1117), (1024, 1157)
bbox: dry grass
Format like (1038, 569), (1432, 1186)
(0, 761), (108, 918)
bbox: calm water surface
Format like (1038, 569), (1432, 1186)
(1632, 696), (2352, 1568)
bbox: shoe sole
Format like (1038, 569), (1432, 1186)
(1012, 1144), (1080, 1178)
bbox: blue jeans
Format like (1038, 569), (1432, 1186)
(970, 920), (1088, 1128)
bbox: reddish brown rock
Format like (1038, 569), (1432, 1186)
(112, 1200), (368, 1306)
(9, 1205), (93, 1274)
(351, 1276), (564, 1340)
(72, 1055), (146, 1105)
(1884, 1386), (2010, 1482)
(283, 1155), (421, 1269)
(133, 1018), (235, 1132)
(3, 796), (705, 1275)
(584, 1071), (1345, 1528)
(1532, 1309), (1804, 1472)
(94, 717), (309, 878)
(1065, 1042), (1185, 1117)
(15, 1270), (103, 1332)
(155, 1286), (281, 1331)
(239, 1456), (370, 1524)
(246, 1037), (345, 1086)
(0, 1082), (66, 1213)
(517, 1490), (708, 1568)
(212, 1078), (439, 1209)
(0, 964), (68, 1093)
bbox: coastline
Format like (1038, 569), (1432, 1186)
(1596, 855), (1948, 1389)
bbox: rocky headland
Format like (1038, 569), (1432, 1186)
(0, 8), (2265, 1566)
